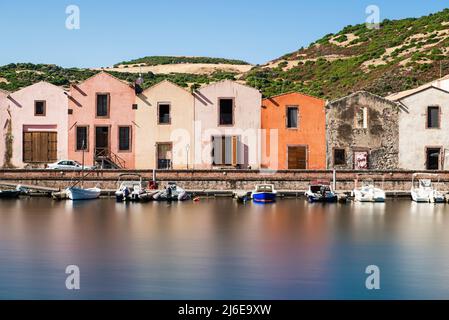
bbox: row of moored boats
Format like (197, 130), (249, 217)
(0, 173), (447, 203)
(304, 173), (448, 203)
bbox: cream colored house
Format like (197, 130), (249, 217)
(193, 80), (262, 169)
(389, 86), (449, 170)
(135, 80), (195, 169)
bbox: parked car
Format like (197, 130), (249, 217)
(46, 160), (96, 170)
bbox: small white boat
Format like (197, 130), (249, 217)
(411, 174), (445, 203)
(66, 187), (101, 201)
(352, 178), (386, 202)
(115, 174), (145, 202)
(305, 180), (337, 203)
(252, 184), (277, 203)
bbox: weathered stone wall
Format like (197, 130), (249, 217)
(2, 169), (449, 192)
(326, 91), (399, 170)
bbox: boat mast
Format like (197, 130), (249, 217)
(81, 140), (85, 188)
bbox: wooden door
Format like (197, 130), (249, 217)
(288, 146), (307, 169)
(23, 132), (57, 163)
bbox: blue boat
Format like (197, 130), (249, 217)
(252, 184), (277, 203)
(305, 180), (338, 203)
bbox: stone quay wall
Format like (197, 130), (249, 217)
(2, 169), (449, 192)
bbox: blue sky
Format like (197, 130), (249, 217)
(0, 0), (447, 67)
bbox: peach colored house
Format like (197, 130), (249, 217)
(193, 80), (262, 169)
(261, 92), (326, 170)
(68, 72), (136, 169)
(135, 80), (195, 169)
(0, 82), (68, 168)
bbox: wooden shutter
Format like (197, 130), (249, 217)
(48, 133), (57, 161)
(23, 132), (33, 162)
(232, 136), (238, 166)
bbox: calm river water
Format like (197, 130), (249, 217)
(1, 198), (449, 299)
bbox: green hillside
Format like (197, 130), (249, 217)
(245, 8), (449, 99)
(0, 63), (238, 92)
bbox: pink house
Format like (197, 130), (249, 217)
(0, 82), (68, 168)
(68, 72), (137, 169)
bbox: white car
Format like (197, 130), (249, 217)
(46, 160), (95, 170)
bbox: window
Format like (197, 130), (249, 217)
(334, 149), (346, 166)
(426, 148), (441, 170)
(76, 126), (88, 151)
(158, 104), (170, 124)
(96, 94), (109, 117)
(355, 106), (368, 129)
(427, 106), (440, 128)
(287, 106), (298, 128)
(118, 126), (131, 151)
(35, 101), (46, 116)
(157, 143), (173, 169)
(219, 98), (233, 125)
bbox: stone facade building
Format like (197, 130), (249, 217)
(326, 91), (399, 170)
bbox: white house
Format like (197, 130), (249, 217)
(389, 85), (449, 170)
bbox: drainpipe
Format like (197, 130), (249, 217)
(192, 91), (196, 170)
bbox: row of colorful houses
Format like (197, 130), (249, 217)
(1, 71), (449, 171)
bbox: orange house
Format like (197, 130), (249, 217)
(261, 92), (326, 170)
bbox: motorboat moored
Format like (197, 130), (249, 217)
(0, 188), (21, 199)
(305, 180), (337, 203)
(352, 178), (386, 202)
(252, 184), (277, 203)
(115, 174), (145, 202)
(411, 173), (445, 203)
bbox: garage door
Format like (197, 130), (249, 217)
(288, 146), (307, 169)
(23, 132), (57, 163)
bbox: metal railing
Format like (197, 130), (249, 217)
(94, 148), (126, 169)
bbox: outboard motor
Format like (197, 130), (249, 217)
(123, 187), (130, 201)
(166, 185), (172, 201)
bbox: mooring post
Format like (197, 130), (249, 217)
(333, 169), (337, 191)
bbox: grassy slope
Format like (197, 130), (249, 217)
(244, 8), (449, 99)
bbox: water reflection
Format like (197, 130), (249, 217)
(0, 198), (449, 299)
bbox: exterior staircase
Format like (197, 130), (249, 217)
(94, 148), (125, 169)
